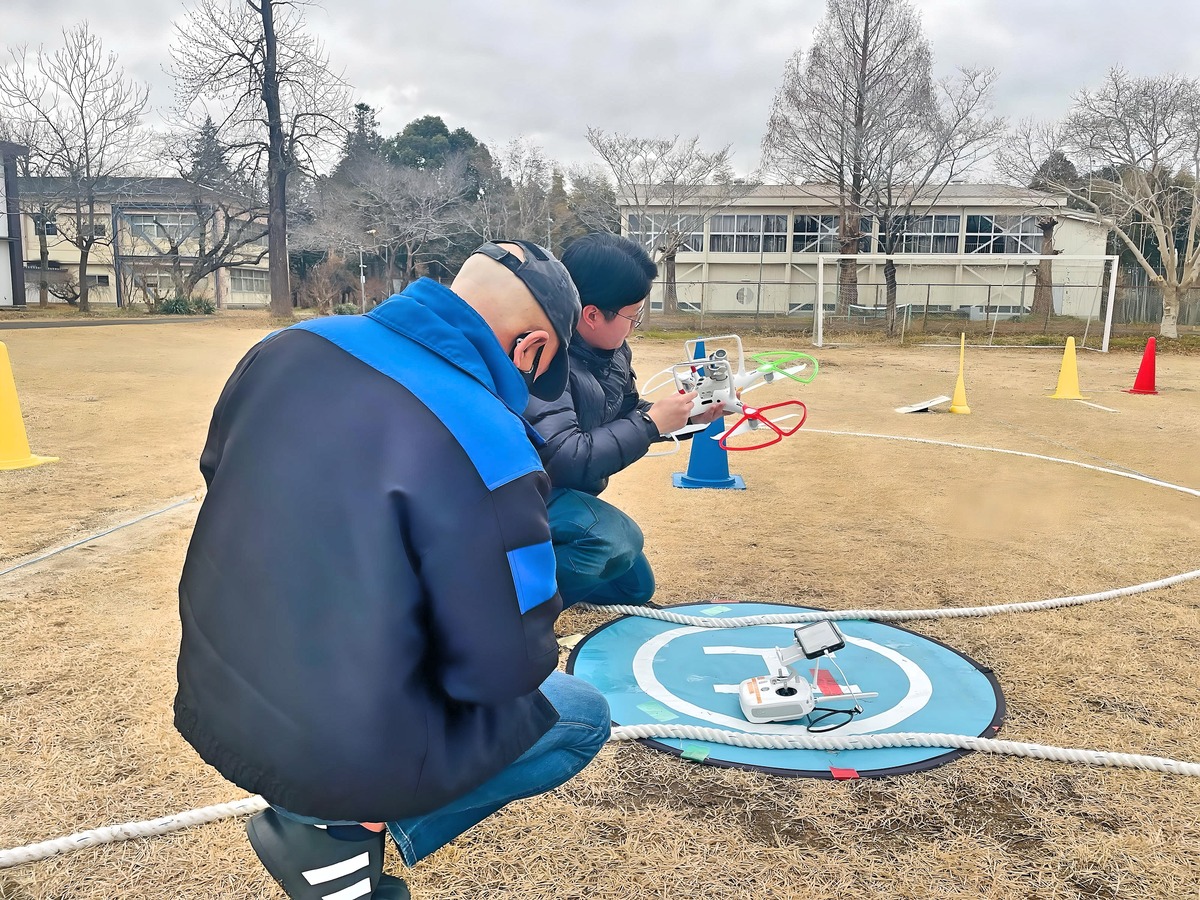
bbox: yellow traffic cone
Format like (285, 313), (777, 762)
(949, 333), (971, 414)
(1049, 336), (1088, 400)
(0, 340), (58, 470)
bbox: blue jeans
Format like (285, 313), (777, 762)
(275, 672), (610, 866)
(547, 488), (655, 608)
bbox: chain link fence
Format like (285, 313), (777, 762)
(645, 277), (1196, 344)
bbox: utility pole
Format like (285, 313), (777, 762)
(359, 228), (376, 313)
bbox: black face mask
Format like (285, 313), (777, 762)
(510, 332), (545, 392)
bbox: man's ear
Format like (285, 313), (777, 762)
(513, 329), (553, 374)
(580, 304), (605, 329)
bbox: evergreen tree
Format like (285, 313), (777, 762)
(188, 116), (232, 188)
(332, 102), (384, 181)
(1030, 151), (1079, 193)
(384, 115), (481, 170)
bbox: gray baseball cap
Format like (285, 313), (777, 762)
(471, 240), (581, 400)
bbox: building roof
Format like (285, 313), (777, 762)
(622, 182), (1074, 211)
(17, 176), (255, 206)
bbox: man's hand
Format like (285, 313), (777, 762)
(690, 403), (727, 426)
(646, 391), (700, 435)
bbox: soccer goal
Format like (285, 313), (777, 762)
(812, 253), (1119, 351)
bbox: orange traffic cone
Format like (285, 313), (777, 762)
(1126, 337), (1159, 395)
(0, 340), (58, 471)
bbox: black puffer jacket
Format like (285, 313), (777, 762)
(525, 337), (660, 496)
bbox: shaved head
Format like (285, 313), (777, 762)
(453, 242), (560, 381)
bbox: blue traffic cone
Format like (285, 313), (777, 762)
(672, 340), (745, 490)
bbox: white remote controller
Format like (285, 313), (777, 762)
(738, 671), (816, 724)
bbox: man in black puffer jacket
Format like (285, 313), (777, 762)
(525, 234), (724, 608)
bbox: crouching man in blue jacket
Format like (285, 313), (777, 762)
(524, 233), (724, 609)
(174, 241), (609, 900)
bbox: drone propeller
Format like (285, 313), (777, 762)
(740, 363), (810, 395)
(749, 351), (820, 384)
(718, 400), (808, 451)
(640, 366), (685, 396)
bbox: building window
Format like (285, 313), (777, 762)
(234, 220), (269, 247)
(81, 220), (107, 238)
(626, 214), (704, 253)
(965, 215), (1042, 254)
(86, 274), (111, 287)
(231, 267), (270, 293)
(127, 213), (198, 242)
(793, 215), (838, 253)
(893, 215), (960, 253)
(32, 214), (58, 236)
(134, 269), (175, 296)
(709, 214), (789, 253)
(792, 215), (873, 254)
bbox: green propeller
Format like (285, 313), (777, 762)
(749, 350), (819, 384)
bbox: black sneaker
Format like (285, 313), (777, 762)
(247, 808), (400, 900)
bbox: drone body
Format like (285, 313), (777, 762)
(644, 335), (818, 451)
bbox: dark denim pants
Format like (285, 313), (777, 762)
(275, 672), (611, 866)
(546, 488), (655, 608)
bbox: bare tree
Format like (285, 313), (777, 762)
(1002, 69), (1200, 338)
(1031, 214), (1058, 321)
(464, 137), (574, 250)
(0, 23), (149, 311)
(135, 130), (270, 305)
(500, 138), (554, 243)
(564, 164), (621, 236)
(295, 154), (471, 290)
(764, 0), (937, 315)
(171, 0), (351, 317)
(864, 68), (1003, 334)
(587, 129), (752, 312)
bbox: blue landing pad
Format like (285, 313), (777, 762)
(567, 602), (1005, 779)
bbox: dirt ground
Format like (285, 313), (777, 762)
(1, 316), (1199, 900)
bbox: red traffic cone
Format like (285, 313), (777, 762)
(1126, 337), (1159, 395)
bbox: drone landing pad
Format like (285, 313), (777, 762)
(567, 602), (1004, 779)
(895, 395), (952, 413)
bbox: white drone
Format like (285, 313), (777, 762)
(642, 335), (818, 451)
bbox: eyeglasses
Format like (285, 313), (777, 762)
(612, 306), (645, 328)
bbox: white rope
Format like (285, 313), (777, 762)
(579, 568), (1200, 628)
(609, 725), (1200, 775)
(3, 434), (1197, 868)
(0, 796), (268, 869)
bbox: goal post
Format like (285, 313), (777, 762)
(813, 253), (1119, 352)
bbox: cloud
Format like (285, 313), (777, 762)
(4, 0), (1200, 175)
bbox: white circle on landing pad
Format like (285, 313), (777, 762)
(632, 627), (933, 734)
(567, 602), (1004, 778)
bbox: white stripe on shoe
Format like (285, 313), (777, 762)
(321, 878), (373, 900)
(302, 850), (370, 885)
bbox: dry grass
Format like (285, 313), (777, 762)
(1, 322), (1199, 899)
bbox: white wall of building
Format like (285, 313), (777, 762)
(628, 186), (1112, 320)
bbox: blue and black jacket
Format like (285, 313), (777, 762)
(175, 278), (562, 823)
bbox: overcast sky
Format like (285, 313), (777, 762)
(6, 0), (1200, 177)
